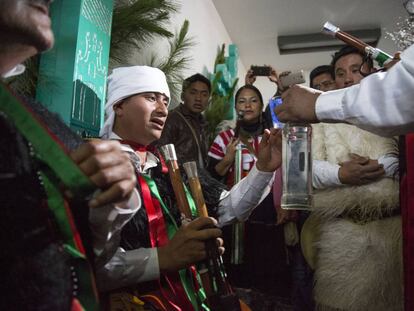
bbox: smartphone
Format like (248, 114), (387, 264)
(251, 65), (272, 76)
(279, 70), (306, 88)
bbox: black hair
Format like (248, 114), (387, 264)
(234, 84), (264, 106)
(182, 73), (211, 93)
(309, 65), (334, 88)
(331, 45), (374, 75)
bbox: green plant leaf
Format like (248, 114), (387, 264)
(110, 0), (179, 64)
(149, 19), (195, 105)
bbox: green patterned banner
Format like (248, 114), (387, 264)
(37, 0), (113, 137)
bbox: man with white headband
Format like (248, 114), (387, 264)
(97, 65), (282, 310)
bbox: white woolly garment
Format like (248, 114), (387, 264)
(314, 216), (403, 311)
(309, 123), (402, 311)
(100, 66), (170, 139)
(312, 123), (399, 219)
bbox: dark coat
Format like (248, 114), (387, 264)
(157, 104), (209, 168)
(0, 97), (91, 310)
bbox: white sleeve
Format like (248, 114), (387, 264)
(378, 154), (399, 178)
(90, 188), (141, 265)
(216, 164), (274, 227)
(316, 44), (414, 137)
(312, 160), (342, 189)
(95, 247), (160, 292)
(95, 164), (276, 290)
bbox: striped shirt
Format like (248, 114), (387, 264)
(208, 129), (262, 186)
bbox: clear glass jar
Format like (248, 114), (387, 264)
(281, 123), (313, 210)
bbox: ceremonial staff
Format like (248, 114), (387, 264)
(183, 160), (251, 311)
(160, 144), (249, 311)
(160, 144), (193, 219)
(323, 21), (393, 67)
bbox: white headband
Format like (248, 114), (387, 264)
(100, 65), (170, 138)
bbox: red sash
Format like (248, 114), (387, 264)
(138, 175), (195, 311)
(401, 133), (414, 311)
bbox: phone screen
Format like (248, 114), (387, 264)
(269, 96), (284, 128)
(251, 66), (271, 76)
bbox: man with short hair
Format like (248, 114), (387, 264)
(306, 46), (402, 311)
(0, 1), (138, 309)
(275, 42), (414, 311)
(275, 45), (414, 136)
(157, 73), (211, 167)
(309, 65), (336, 91)
(312, 46), (393, 189)
(331, 45), (374, 89)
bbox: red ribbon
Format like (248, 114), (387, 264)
(121, 140), (168, 174)
(120, 140), (155, 152)
(138, 175), (195, 311)
(402, 133), (414, 311)
(138, 175), (168, 248)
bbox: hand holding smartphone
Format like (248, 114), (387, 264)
(279, 70), (306, 88)
(250, 65), (272, 76)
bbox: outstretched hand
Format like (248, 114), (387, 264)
(268, 66), (279, 84)
(275, 84), (322, 123)
(256, 128), (282, 172)
(70, 139), (136, 208)
(224, 138), (240, 162)
(275, 70), (291, 93)
(158, 217), (223, 273)
(245, 69), (256, 85)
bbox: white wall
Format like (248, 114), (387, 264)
(173, 1), (246, 80)
(130, 0), (246, 108)
(175, 1), (286, 108)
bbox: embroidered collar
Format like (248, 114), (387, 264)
(108, 133), (159, 173)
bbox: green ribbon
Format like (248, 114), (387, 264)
(0, 84), (95, 198)
(42, 171), (98, 310)
(0, 84), (99, 310)
(142, 175), (209, 311)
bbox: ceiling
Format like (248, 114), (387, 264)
(212, 0), (408, 73)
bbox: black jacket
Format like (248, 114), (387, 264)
(157, 104), (209, 167)
(0, 98), (92, 310)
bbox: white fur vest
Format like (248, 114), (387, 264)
(312, 123), (399, 220)
(310, 123), (402, 311)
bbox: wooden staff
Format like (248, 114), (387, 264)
(160, 146), (247, 310)
(159, 144), (192, 219)
(183, 161), (209, 217)
(322, 21), (393, 67)
(183, 161), (250, 311)
(183, 161), (218, 296)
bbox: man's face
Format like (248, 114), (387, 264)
(182, 81), (210, 114)
(114, 93), (169, 145)
(311, 72), (336, 92)
(0, 0), (54, 52)
(334, 53), (371, 89)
